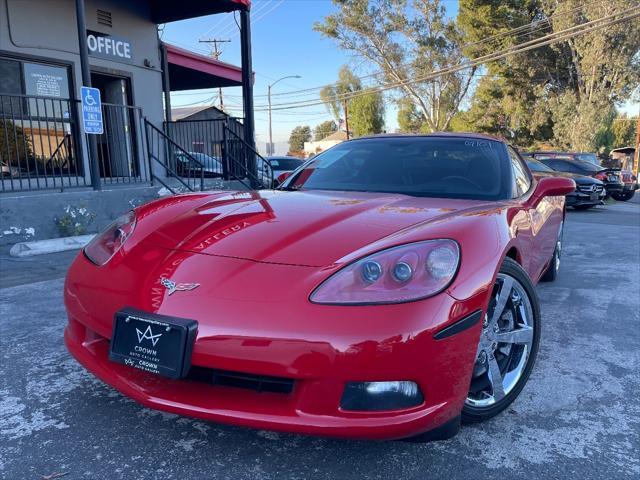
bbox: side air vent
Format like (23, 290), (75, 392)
(97, 9), (112, 28)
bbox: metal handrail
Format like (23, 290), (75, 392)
(144, 119), (208, 193)
(224, 126), (274, 189)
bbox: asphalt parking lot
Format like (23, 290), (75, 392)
(1, 198), (639, 480)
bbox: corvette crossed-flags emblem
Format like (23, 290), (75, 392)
(160, 277), (200, 296)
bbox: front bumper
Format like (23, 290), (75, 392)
(566, 192), (604, 207)
(604, 182), (624, 194)
(64, 250), (486, 440)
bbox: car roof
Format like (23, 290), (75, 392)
(531, 150), (595, 156)
(347, 132), (507, 143)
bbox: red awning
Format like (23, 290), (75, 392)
(150, 0), (251, 23)
(164, 43), (243, 90)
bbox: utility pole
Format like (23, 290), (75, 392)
(199, 38), (230, 110)
(343, 99), (350, 139)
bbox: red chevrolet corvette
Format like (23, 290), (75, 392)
(64, 134), (575, 441)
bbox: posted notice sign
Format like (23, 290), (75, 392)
(81, 86), (103, 135)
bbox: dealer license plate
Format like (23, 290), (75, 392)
(109, 308), (197, 379)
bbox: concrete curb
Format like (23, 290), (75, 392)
(9, 234), (95, 257)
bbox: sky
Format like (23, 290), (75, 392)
(162, 1), (458, 154)
(162, 0), (638, 155)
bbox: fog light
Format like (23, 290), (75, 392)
(340, 381), (424, 411)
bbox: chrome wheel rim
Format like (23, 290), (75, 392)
(465, 274), (535, 408)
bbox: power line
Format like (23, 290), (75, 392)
(253, 6), (640, 112)
(171, 3), (639, 116)
(255, 0), (613, 100)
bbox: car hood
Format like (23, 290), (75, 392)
(142, 190), (490, 267)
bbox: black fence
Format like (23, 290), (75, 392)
(145, 120), (209, 192)
(146, 118), (274, 193)
(163, 118), (242, 159)
(1, 93), (85, 192)
(1, 93), (268, 194)
(224, 126), (273, 189)
(1, 94), (151, 193)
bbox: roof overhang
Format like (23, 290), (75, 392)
(164, 43), (242, 90)
(150, 0), (250, 24)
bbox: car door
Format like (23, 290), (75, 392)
(509, 148), (558, 280)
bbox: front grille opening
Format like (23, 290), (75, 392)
(187, 366), (294, 394)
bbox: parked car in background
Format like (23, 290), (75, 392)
(175, 152), (223, 178)
(267, 156), (304, 186)
(530, 151), (599, 164)
(1, 161), (24, 178)
(605, 147), (638, 202)
(534, 155), (623, 198)
(613, 170), (638, 201)
(525, 158), (605, 210)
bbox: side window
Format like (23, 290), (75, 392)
(508, 147), (532, 198)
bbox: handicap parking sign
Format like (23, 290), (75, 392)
(81, 86), (103, 135)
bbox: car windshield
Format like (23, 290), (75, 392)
(526, 160), (555, 172)
(269, 157), (303, 170)
(576, 153), (598, 164)
(283, 137), (510, 200)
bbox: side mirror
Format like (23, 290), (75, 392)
(530, 176), (576, 205)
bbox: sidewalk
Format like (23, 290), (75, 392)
(0, 247), (79, 289)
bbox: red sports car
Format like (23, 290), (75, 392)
(64, 134), (575, 441)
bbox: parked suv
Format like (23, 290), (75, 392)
(533, 154), (623, 198)
(605, 147), (638, 201)
(614, 170), (638, 201)
(525, 158), (605, 210)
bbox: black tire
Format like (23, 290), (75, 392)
(612, 191), (634, 201)
(573, 204), (595, 210)
(462, 257), (541, 424)
(541, 221), (563, 282)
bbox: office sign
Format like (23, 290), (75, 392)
(87, 32), (133, 63)
(81, 86), (103, 135)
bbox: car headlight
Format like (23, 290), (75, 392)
(84, 211), (136, 266)
(310, 239), (460, 305)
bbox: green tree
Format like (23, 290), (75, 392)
(315, 0), (476, 132)
(288, 125), (312, 153)
(611, 115), (636, 148)
(320, 66), (362, 122)
(320, 65), (385, 137)
(314, 120), (338, 141)
(349, 89), (385, 136)
(397, 97), (425, 133)
(457, 0), (640, 150)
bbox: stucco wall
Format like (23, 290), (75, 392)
(0, 0), (165, 178)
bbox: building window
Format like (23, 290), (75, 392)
(0, 56), (78, 179)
